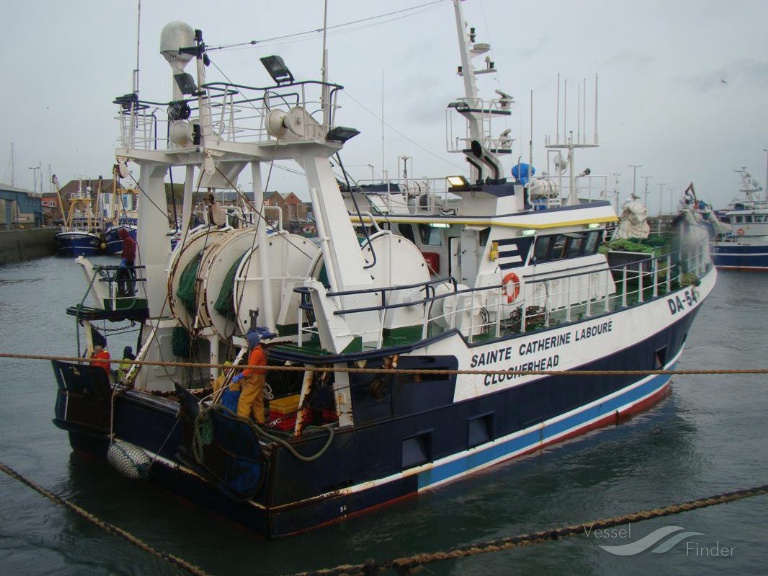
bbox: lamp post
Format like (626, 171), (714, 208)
(669, 185), (674, 215)
(642, 175), (652, 206)
(657, 183), (665, 217)
(629, 164), (642, 198)
(29, 165), (40, 193)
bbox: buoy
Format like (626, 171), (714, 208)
(107, 439), (151, 480)
(502, 272), (521, 303)
(737, 228), (745, 236)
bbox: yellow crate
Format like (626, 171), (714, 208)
(270, 394), (300, 414)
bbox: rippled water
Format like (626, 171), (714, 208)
(1, 258), (766, 575)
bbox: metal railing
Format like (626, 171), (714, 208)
(116, 80), (344, 152)
(295, 239), (712, 349)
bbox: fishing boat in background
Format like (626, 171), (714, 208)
(51, 0), (716, 537)
(103, 165), (139, 255)
(710, 168), (768, 270)
(52, 176), (108, 256)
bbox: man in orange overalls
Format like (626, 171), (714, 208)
(91, 344), (111, 375)
(232, 331), (267, 423)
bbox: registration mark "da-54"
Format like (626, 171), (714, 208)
(668, 287), (698, 315)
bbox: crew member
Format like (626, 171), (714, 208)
(117, 228), (137, 296)
(232, 332), (267, 423)
(117, 345), (136, 381)
(91, 344), (111, 376)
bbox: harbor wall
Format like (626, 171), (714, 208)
(0, 228), (57, 265)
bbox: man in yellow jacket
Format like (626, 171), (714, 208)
(232, 331), (267, 423)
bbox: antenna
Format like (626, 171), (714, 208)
(545, 74), (599, 206)
(133, 0), (141, 96)
(321, 0), (331, 126)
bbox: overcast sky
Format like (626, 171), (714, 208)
(3, 0), (768, 214)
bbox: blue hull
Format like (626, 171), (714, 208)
(104, 226), (137, 256)
(51, 305), (698, 537)
(710, 243), (768, 270)
(55, 231), (106, 257)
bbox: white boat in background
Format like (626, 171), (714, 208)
(710, 168), (768, 270)
(52, 0), (716, 537)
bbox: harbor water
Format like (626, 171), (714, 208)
(1, 256), (766, 575)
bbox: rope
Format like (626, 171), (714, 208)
(256, 423), (335, 462)
(3, 351), (766, 378)
(192, 408), (213, 463)
(0, 462), (211, 576)
(291, 484), (768, 576)
(195, 399), (335, 462)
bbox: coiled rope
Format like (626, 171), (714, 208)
(291, 484), (768, 576)
(0, 462), (210, 576)
(257, 422), (335, 462)
(191, 403), (335, 463)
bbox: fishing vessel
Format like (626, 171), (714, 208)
(52, 176), (108, 256)
(103, 166), (139, 256)
(52, 1), (716, 537)
(710, 168), (768, 270)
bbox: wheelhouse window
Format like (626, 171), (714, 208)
(418, 223), (443, 246)
(551, 235), (568, 260)
(531, 230), (603, 264)
(584, 230), (601, 254)
(565, 234), (586, 258)
(397, 223), (416, 243)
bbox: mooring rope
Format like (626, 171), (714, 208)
(0, 462), (211, 576)
(291, 484), (768, 576)
(7, 453), (761, 576)
(1, 351), (767, 378)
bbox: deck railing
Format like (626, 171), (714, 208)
(116, 80), (343, 152)
(296, 237), (712, 349)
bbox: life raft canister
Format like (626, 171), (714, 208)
(502, 272), (520, 303)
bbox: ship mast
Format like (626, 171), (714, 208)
(450, 0), (507, 185)
(453, 0), (482, 141)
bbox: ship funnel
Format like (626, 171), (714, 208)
(470, 140), (504, 184)
(160, 21), (196, 73)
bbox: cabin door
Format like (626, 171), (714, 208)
(449, 229), (480, 287)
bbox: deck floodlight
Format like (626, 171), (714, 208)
(260, 55), (294, 85)
(326, 126), (360, 143)
(174, 72), (198, 95)
(113, 93), (139, 110)
(447, 175), (470, 189)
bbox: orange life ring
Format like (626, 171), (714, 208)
(502, 272), (520, 303)
(737, 228), (745, 236)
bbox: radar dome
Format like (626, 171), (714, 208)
(160, 21), (195, 72)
